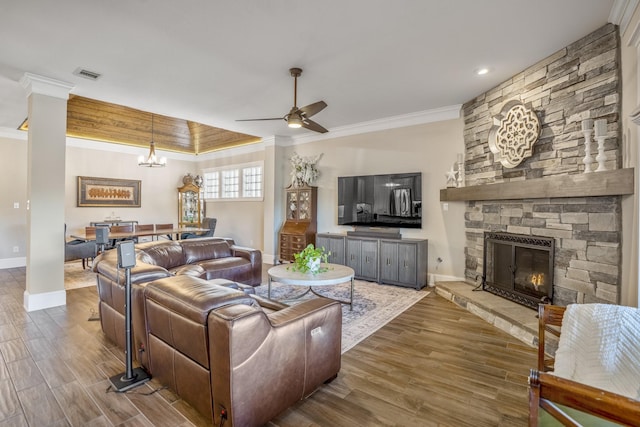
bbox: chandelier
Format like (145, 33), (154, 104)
(138, 114), (167, 167)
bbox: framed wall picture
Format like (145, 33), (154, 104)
(77, 176), (141, 207)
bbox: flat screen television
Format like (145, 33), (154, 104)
(337, 172), (422, 229)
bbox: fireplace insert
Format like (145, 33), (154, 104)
(482, 232), (554, 309)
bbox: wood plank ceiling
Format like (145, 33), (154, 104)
(20, 96), (261, 155)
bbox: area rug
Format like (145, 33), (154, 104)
(254, 280), (428, 353)
(64, 262), (429, 353)
(64, 262), (98, 290)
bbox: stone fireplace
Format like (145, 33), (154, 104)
(483, 232), (554, 309)
(440, 23), (631, 307)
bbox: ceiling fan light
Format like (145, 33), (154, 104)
(288, 115), (302, 128)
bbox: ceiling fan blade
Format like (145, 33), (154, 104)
(302, 118), (328, 133)
(235, 117), (284, 122)
(299, 101), (327, 118)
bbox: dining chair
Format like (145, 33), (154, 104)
(85, 226), (98, 240)
(110, 224), (135, 244)
(155, 223), (174, 240)
(181, 217), (216, 239)
(65, 224), (97, 269)
(135, 224), (155, 243)
(529, 303), (640, 426)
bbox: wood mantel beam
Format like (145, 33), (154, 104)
(440, 168), (634, 202)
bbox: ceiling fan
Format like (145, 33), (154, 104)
(237, 67), (328, 133)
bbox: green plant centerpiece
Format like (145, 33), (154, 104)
(289, 244), (330, 274)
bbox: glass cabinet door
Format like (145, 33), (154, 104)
(182, 191), (197, 224)
(178, 183), (202, 227)
(298, 189), (311, 220)
(286, 191), (298, 220)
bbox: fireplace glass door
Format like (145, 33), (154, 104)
(483, 232), (554, 309)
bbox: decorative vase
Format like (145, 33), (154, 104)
(307, 257), (321, 274)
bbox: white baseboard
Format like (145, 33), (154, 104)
(263, 253), (276, 265)
(430, 273), (465, 286)
(24, 289), (66, 312)
(0, 257), (26, 269)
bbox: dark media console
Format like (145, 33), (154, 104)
(316, 233), (427, 289)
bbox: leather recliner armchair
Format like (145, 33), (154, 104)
(144, 275), (342, 426)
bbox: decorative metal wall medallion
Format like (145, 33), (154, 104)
(488, 100), (540, 168)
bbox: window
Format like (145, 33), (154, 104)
(203, 172), (219, 199)
(222, 170), (239, 198)
(243, 166), (262, 198)
(202, 162), (263, 201)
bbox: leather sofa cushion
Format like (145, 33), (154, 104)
(199, 258), (252, 281)
(169, 264), (206, 277)
(182, 240), (232, 264)
(139, 241), (185, 269)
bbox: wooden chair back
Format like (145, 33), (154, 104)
(110, 224), (134, 234)
(85, 226), (97, 239)
(537, 304), (565, 372)
(154, 223), (174, 240)
(529, 304), (640, 426)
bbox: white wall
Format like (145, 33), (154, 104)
(196, 148), (267, 249)
(284, 118), (467, 279)
(64, 144), (196, 237)
(0, 117), (469, 280)
(0, 133), (198, 269)
(0, 135), (28, 265)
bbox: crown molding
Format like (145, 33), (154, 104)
(1, 104), (461, 156)
(611, 0), (640, 35)
(0, 127), (27, 140)
(19, 73), (74, 99)
(290, 104), (462, 146)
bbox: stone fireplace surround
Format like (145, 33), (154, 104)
(443, 23), (632, 307)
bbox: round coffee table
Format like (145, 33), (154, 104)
(267, 263), (355, 310)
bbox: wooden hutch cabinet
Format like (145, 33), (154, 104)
(278, 185), (317, 262)
(177, 182), (202, 228)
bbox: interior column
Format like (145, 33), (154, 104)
(19, 73), (74, 311)
(262, 136), (288, 264)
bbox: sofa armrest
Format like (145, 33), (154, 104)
(230, 244), (261, 265)
(208, 298), (341, 427)
(230, 244), (262, 285)
(250, 294), (289, 312)
(94, 250), (170, 284)
(95, 260), (170, 285)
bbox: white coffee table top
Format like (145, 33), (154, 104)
(268, 263), (354, 286)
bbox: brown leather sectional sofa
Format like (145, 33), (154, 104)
(144, 275), (342, 426)
(93, 237), (262, 367)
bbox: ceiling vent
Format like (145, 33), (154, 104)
(73, 68), (102, 81)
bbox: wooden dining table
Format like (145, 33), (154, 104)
(70, 227), (210, 242)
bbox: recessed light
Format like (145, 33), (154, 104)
(475, 67), (490, 76)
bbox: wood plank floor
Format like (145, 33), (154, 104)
(0, 267), (537, 426)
